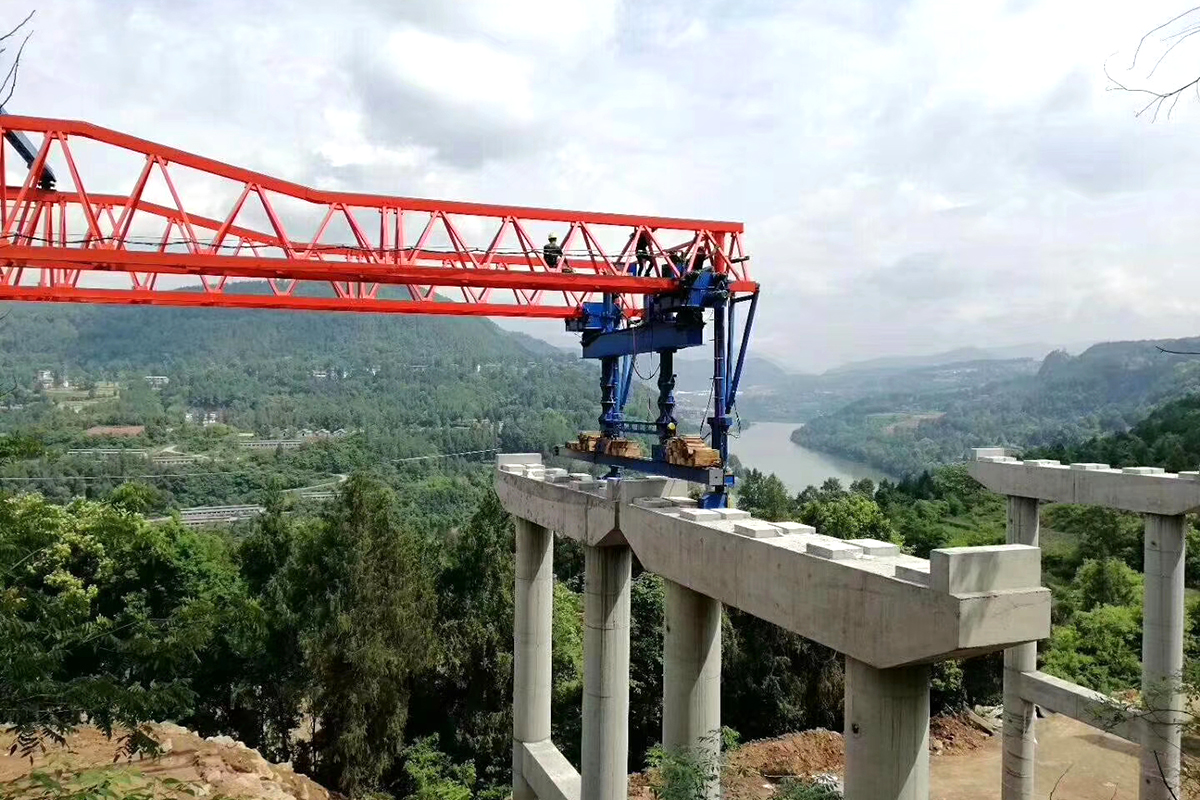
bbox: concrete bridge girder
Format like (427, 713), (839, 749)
(496, 462), (1049, 668)
(497, 454), (1051, 800)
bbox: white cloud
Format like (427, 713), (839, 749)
(9, 0), (1200, 370)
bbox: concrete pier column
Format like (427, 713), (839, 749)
(844, 657), (931, 800)
(662, 580), (721, 800)
(513, 518), (554, 800)
(1002, 495), (1039, 800)
(581, 544), (632, 800)
(1140, 513), (1186, 800)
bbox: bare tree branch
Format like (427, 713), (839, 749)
(1130, 6), (1200, 69)
(1109, 7), (1200, 120)
(0, 26), (32, 110)
(0, 10), (34, 46)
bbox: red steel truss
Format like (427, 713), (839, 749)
(0, 116), (754, 318)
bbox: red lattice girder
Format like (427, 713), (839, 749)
(0, 116), (755, 318)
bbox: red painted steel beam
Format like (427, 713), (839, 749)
(0, 285), (580, 318)
(0, 116), (744, 233)
(0, 246), (680, 293)
(0, 116), (756, 316)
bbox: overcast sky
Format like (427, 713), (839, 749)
(11, 0), (1200, 371)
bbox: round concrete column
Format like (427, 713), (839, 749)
(581, 544), (632, 800)
(844, 657), (931, 800)
(513, 518), (553, 800)
(1141, 513), (1186, 800)
(663, 580), (721, 800)
(1003, 495), (1039, 800)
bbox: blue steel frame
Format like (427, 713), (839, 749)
(563, 268), (758, 508)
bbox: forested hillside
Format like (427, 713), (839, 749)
(793, 337), (1200, 476)
(0, 295), (614, 508)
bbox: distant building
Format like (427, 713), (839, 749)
(69, 448), (150, 459)
(310, 369), (328, 379)
(240, 439), (304, 450)
(37, 369), (53, 389)
(144, 375), (170, 388)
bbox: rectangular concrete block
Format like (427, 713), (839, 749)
(1123, 466), (1165, 475)
(498, 453), (543, 467)
(714, 508), (750, 520)
(807, 539), (862, 560)
(772, 521), (817, 535)
(522, 740), (582, 800)
(1023, 459), (1063, 467)
(848, 538), (900, 557)
(972, 447), (1014, 460)
(930, 544), (1041, 594)
(618, 477), (680, 503)
(1070, 462), (1110, 471)
(544, 467), (568, 479)
(568, 472), (592, 481)
(680, 508), (721, 522)
(895, 563), (930, 585)
(634, 497), (675, 508)
(665, 496), (698, 507)
(733, 519), (781, 539)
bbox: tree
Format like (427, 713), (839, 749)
(737, 470), (794, 521)
(408, 489), (516, 791)
(0, 494), (229, 755)
(799, 493), (896, 542)
(399, 736), (475, 800)
(294, 474), (437, 795)
(1074, 558), (1142, 612)
(1043, 604), (1142, 694)
(0, 10), (34, 110)
(1106, 7), (1200, 120)
(722, 610), (843, 739)
(629, 573), (665, 770)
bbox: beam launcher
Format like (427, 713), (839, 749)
(555, 447), (724, 487)
(580, 322), (703, 358)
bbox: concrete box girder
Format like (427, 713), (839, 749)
(967, 452), (1200, 515)
(495, 456), (1050, 669)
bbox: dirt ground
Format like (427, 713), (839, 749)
(633, 713), (1162, 799)
(932, 714), (1144, 800)
(0, 724), (331, 800)
(0, 713), (1184, 800)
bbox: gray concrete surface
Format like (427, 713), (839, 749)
(968, 455), (1200, 515)
(581, 544), (632, 800)
(1016, 670), (1141, 744)
(1002, 496), (1039, 800)
(662, 580), (721, 800)
(513, 518), (553, 800)
(521, 741), (581, 800)
(497, 457), (1050, 668)
(1140, 513), (1186, 800)
(844, 657), (931, 800)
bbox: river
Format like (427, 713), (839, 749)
(729, 421), (893, 493)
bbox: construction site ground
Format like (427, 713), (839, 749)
(0, 713), (1173, 799)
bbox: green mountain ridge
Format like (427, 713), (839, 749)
(794, 335), (1200, 476)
